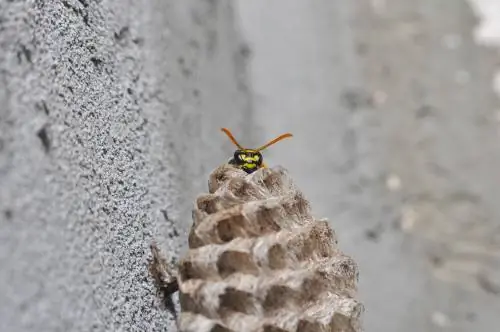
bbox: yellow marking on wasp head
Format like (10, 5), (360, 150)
(243, 163), (257, 169)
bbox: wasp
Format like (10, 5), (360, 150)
(220, 127), (293, 174)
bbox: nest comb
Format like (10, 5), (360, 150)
(150, 164), (364, 332)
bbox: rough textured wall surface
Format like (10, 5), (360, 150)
(0, 1), (251, 331)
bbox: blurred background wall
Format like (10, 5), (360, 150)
(235, 1), (500, 331)
(1, 0), (499, 331)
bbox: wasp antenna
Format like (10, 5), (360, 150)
(221, 128), (244, 150)
(256, 133), (293, 152)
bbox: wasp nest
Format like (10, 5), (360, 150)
(172, 165), (363, 332)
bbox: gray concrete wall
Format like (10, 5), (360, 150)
(0, 1), (251, 331)
(2, 0), (500, 332)
(235, 1), (500, 332)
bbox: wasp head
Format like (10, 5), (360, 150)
(229, 149), (263, 174)
(220, 128), (292, 174)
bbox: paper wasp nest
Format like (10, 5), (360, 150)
(177, 165), (363, 332)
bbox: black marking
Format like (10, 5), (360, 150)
(37, 126), (51, 153)
(77, 0), (88, 8)
(114, 26), (130, 42)
(17, 45), (32, 64)
(161, 209), (179, 237)
(40, 101), (50, 115)
(132, 37), (144, 46)
(161, 280), (179, 322)
(90, 57), (103, 68)
(160, 209), (170, 221)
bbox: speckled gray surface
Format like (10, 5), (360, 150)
(0, 1), (251, 331)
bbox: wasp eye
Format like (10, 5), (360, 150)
(255, 154), (262, 165)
